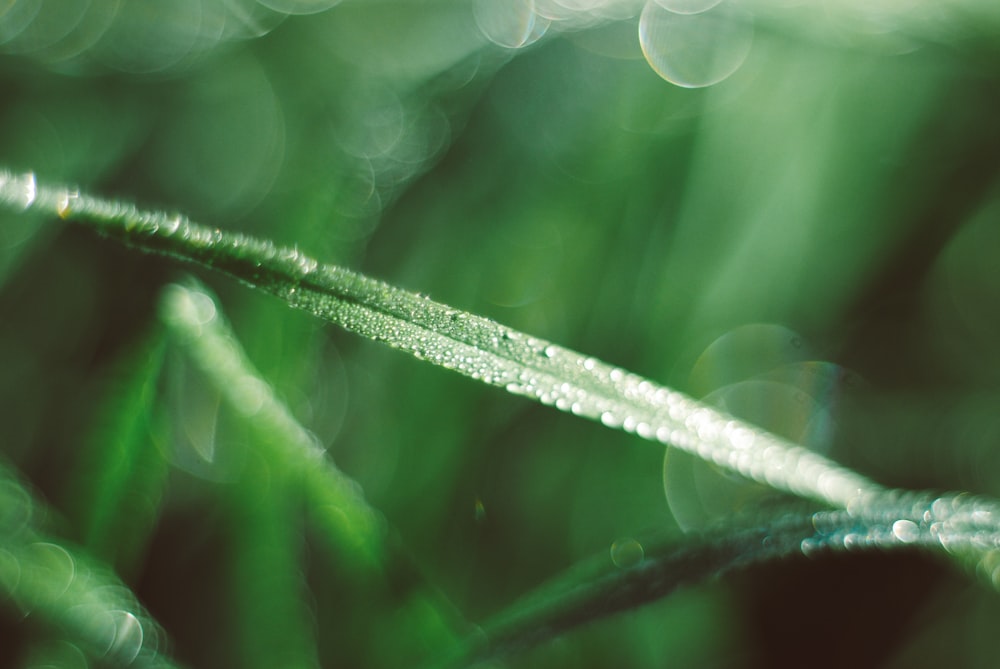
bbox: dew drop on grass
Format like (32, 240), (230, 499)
(610, 538), (644, 568)
(639, 0), (753, 88)
(891, 519), (920, 544)
(600, 411), (623, 428)
(0, 171), (37, 210)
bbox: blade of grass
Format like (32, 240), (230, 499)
(160, 280), (388, 572)
(0, 169), (885, 512)
(7, 169), (1000, 581)
(65, 329), (171, 578)
(437, 500), (1000, 668)
(160, 279), (467, 663)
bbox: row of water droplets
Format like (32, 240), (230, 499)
(17, 167), (1000, 557)
(12, 169), (1000, 586)
(2, 169), (887, 512)
(800, 492), (1000, 589)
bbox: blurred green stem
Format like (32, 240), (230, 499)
(160, 279), (465, 662)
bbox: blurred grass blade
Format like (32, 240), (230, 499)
(0, 169), (887, 511)
(65, 330), (171, 578)
(160, 279), (465, 663)
(439, 502), (1000, 668)
(0, 460), (181, 668)
(160, 280), (388, 572)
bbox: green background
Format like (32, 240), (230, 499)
(2, 1), (1000, 667)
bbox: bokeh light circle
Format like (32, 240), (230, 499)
(256, 0), (340, 16)
(663, 324), (860, 530)
(639, 0), (753, 88)
(473, 0), (542, 49)
(654, 0), (723, 15)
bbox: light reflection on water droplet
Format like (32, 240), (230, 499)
(0, 171), (37, 210)
(610, 537), (644, 567)
(891, 519), (920, 544)
(639, 0), (753, 88)
(600, 411), (622, 428)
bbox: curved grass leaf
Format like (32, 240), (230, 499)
(0, 169), (887, 512)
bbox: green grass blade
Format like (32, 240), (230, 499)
(439, 500), (1000, 668)
(0, 169), (886, 512)
(160, 280), (388, 572)
(160, 279), (466, 664)
(65, 330), (171, 578)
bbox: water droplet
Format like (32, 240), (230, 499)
(639, 0), (753, 88)
(600, 411), (622, 428)
(892, 519), (920, 544)
(543, 345), (557, 358)
(610, 538), (644, 568)
(0, 171), (37, 210)
(161, 213), (183, 235)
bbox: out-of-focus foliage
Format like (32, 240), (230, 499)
(2, 0), (1000, 667)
